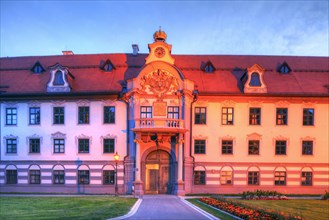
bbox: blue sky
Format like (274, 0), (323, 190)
(1, 1), (328, 57)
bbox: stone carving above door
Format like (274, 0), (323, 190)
(140, 69), (179, 100)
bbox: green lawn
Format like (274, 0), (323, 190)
(0, 196), (137, 220)
(234, 199), (329, 220)
(186, 199), (236, 220)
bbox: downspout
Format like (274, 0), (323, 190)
(189, 89), (199, 177)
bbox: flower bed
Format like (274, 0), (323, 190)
(199, 197), (304, 220)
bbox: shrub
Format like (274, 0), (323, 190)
(321, 191), (329, 200)
(241, 190), (285, 200)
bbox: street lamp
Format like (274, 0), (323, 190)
(114, 152), (120, 196)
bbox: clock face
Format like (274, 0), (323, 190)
(154, 47), (165, 58)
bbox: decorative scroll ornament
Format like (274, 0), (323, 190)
(140, 69), (179, 100)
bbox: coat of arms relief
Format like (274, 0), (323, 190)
(140, 69), (179, 100)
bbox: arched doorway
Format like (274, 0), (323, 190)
(144, 150), (174, 194)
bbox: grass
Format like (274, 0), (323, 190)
(186, 199), (236, 220)
(234, 199), (329, 220)
(0, 196), (137, 220)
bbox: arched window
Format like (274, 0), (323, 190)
(249, 72), (261, 86)
(53, 71), (65, 85)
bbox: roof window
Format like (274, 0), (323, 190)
(249, 72), (261, 86)
(47, 63), (71, 92)
(278, 62), (292, 74)
(201, 61), (215, 73)
(101, 59), (115, 72)
(243, 64), (267, 93)
(31, 62), (45, 74)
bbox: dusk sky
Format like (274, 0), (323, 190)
(1, 1), (328, 57)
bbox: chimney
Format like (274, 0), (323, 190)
(132, 44), (139, 56)
(62, 51), (74, 55)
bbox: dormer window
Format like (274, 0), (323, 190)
(53, 71), (65, 85)
(101, 59), (115, 72)
(250, 72), (261, 86)
(31, 62), (45, 74)
(201, 61), (215, 73)
(278, 62), (292, 74)
(244, 64), (267, 93)
(47, 63), (72, 92)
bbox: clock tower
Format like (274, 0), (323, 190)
(145, 28), (175, 65)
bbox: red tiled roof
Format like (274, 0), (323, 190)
(0, 53), (328, 96)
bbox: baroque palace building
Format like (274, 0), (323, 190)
(0, 30), (328, 196)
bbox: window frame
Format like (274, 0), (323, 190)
(29, 170), (41, 184)
(53, 107), (65, 125)
(222, 107), (234, 125)
(249, 72), (261, 86)
(6, 170), (17, 184)
(193, 170), (206, 185)
(103, 170), (115, 185)
(220, 171), (233, 185)
(29, 107), (41, 125)
(303, 108), (314, 126)
(140, 106), (152, 118)
(275, 140), (287, 155)
(302, 141), (313, 155)
(78, 170), (90, 185)
(301, 172), (312, 186)
(274, 171), (286, 186)
(221, 140), (233, 155)
(276, 108), (288, 125)
(29, 138), (40, 154)
(248, 140), (260, 155)
(103, 138), (115, 153)
(6, 107), (17, 125)
(53, 170), (65, 184)
(104, 106), (115, 124)
(78, 106), (90, 124)
(167, 106), (179, 119)
(195, 107), (207, 124)
(78, 139), (90, 153)
(248, 171), (260, 185)
(249, 108), (261, 125)
(54, 139), (65, 153)
(6, 139), (17, 154)
(194, 139), (206, 154)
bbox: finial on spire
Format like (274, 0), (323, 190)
(153, 27), (167, 42)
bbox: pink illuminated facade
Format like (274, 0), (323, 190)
(0, 30), (328, 195)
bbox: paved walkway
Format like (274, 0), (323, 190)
(120, 195), (218, 220)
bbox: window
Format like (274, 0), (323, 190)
(53, 107), (64, 124)
(29, 170), (41, 184)
(104, 106), (115, 124)
(140, 106), (152, 118)
(29, 139), (40, 153)
(274, 171), (286, 185)
(301, 172), (312, 186)
(275, 140), (287, 155)
(29, 107), (40, 125)
(103, 170), (115, 184)
(6, 170), (17, 184)
(78, 106), (89, 124)
(78, 139), (89, 153)
(194, 171), (205, 185)
(53, 71), (64, 85)
(6, 108), (17, 125)
(6, 139), (17, 154)
(205, 64), (214, 73)
(53, 170), (65, 184)
(303, 108), (314, 126)
(195, 107), (206, 124)
(222, 140), (233, 154)
(78, 170), (90, 184)
(249, 108), (261, 125)
(248, 171), (259, 185)
(279, 62), (291, 74)
(222, 107), (234, 125)
(104, 63), (113, 71)
(302, 141), (313, 155)
(248, 140), (260, 155)
(194, 140), (206, 154)
(276, 108), (288, 125)
(54, 139), (65, 153)
(168, 106), (179, 119)
(249, 72), (261, 86)
(103, 139), (115, 153)
(220, 171), (232, 185)
(31, 62), (45, 74)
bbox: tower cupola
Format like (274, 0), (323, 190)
(153, 27), (167, 42)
